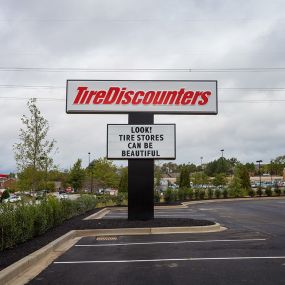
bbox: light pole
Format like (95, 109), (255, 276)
(88, 152), (93, 193)
(270, 160), (273, 185)
(200, 156), (203, 188)
(256, 160), (262, 188)
(220, 149), (224, 173)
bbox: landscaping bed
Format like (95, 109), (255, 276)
(0, 208), (213, 271)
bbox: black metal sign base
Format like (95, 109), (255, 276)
(128, 112), (154, 220)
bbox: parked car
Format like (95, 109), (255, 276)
(59, 193), (69, 200)
(3, 195), (21, 203)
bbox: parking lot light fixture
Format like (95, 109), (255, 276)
(220, 149), (224, 174)
(256, 160), (263, 188)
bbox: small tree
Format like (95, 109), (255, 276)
(68, 159), (85, 192)
(228, 176), (244, 198)
(236, 164), (251, 190)
(213, 173), (227, 188)
(179, 166), (190, 188)
(13, 99), (56, 192)
(89, 158), (119, 190)
(118, 167), (128, 193)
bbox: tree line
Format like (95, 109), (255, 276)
(8, 99), (285, 194)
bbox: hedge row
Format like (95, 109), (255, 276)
(0, 195), (97, 251)
(162, 187), (284, 203)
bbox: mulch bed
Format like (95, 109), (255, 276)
(0, 207), (214, 271)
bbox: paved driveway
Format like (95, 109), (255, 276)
(29, 199), (285, 285)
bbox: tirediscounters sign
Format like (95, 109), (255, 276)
(66, 80), (218, 114)
(107, 124), (176, 159)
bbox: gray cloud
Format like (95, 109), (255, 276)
(1, 0), (285, 172)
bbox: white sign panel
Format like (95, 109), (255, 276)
(66, 80), (217, 114)
(107, 124), (176, 159)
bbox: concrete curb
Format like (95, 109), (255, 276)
(182, 196), (285, 206)
(0, 230), (77, 285)
(154, 205), (188, 209)
(0, 223), (224, 284)
(84, 205), (188, 220)
(83, 208), (110, 220)
(75, 223), (223, 237)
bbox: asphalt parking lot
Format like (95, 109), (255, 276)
(29, 199), (285, 285)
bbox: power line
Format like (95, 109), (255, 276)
(1, 67), (285, 73)
(0, 84), (285, 91)
(0, 18), (284, 23)
(0, 84), (64, 89)
(0, 97), (284, 103)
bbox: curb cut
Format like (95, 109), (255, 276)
(0, 223), (224, 284)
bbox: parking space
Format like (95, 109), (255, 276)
(103, 207), (211, 220)
(29, 199), (285, 285)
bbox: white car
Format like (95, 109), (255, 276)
(59, 193), (69, 200)
(3, 195), (21, 203)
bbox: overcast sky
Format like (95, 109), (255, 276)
(1, 0), (285, 173)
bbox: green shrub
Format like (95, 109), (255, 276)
(185, 188), (193, 200)
(178, 188), (187, 201)
(33, 202), (49, 236)
(114, 193), (127, 205)
(215, 189), (221, 199)
(207, 188), (213, 199)
(256, 187), (263, 197)
(222, 189), (228, 199)
(154, 191), (160, 203)
(194, 189), (200, 200)
(248, 189), (255, 197)
(164, 188), (177, 203)
(199, 190), (205, 200)
(0, 194), (99, 251)
(1, 190), (10, 201)
(274, 187), (281, 196)
(265, 187), (272, 197)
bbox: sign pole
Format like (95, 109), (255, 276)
(128, 112), (154, 220)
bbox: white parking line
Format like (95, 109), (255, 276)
(54, 256), (285, 264)
(75, 238), (266, 247)
(105, 214), (206, 217)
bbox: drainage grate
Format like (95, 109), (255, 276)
(96, 236), (118, 241)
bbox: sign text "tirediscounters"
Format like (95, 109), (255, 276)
(66, 80), (218, 114)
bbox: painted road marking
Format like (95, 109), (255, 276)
(54, 256), (285, 264)
(76, 238), (266, 247)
